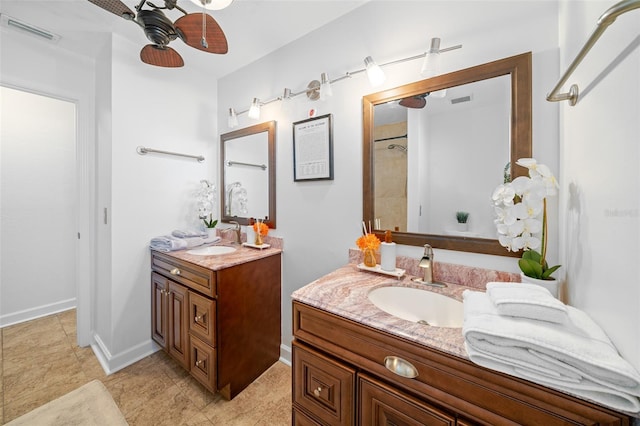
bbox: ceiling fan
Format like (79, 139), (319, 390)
(399, 93), (429, 109)
(88, 0), (229, 68)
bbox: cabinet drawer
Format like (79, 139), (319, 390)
(151, 251), (216, 297)
(293, 341), (355, 426)
(189, 291), (216, 347)
(359, 374), (455, 426)
(190, 335), (217, 393)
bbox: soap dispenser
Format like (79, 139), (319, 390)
(380, 230), (397, 272)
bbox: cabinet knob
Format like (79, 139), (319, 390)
(195, 314), (204, 323)
(170, 268), (181, 276)
(384, 356), (419, 379)
(313, 386), (322, 397)
(195, 359), (204, 367)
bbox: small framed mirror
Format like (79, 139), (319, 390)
(220, 121), (276, 227)
(363, 52), (532, 256)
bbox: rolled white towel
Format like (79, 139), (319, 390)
(150, 235), (220, 252)
(486, 281), (568, 324)
(150, 235), (188, 252)
(172, 229), (208, 238)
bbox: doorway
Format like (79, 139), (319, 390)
(0, 86), (78, 327)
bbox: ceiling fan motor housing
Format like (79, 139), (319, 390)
(136, 9), (178, 47)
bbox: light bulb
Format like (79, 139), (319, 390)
(227, 107), (238, 128)
(189, 0), (233, 10)
(248, 98), (261, 120)
(364, 56), (386, 87)
(320, 72), (333, 100)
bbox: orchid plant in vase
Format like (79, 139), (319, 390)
(492, 158), (561, 281)
(196, 180), (217, 233)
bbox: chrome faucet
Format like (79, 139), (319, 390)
(412, 244), (446, 288)
(224, 221), (242, 244)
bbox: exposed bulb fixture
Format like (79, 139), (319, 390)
(228, 107), (238, 128)
(364, 56), (386, 87)
(248, 98), (261, 120)
(421, 37), (450, 98)
(320, 72), (333, 100)
(189, 0), (233, 10)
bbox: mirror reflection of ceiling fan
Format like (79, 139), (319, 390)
(88, 0), (232, 68)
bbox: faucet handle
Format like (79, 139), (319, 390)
(423, 244), (433, 259)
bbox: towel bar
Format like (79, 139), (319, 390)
(136, 146), (204, 162)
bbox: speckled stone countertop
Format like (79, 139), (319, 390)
(292, 263), (476, 359)
(292, 254), (519, 360)
(155, 235), (283, 271)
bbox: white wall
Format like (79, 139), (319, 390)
(0, 87), (76, 325)
(559, 0), (640, 370)
(217, 1), (561, 361)
(92, 34), (219, 370)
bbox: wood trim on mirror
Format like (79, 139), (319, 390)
(220, 121), (276, 228)
(363, 52), (532, 256)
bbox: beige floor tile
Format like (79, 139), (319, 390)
(1, 310), (292, 425)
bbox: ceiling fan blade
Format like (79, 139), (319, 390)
(174, 13), (228, 54)
(88, 0), (135, 20)
(140, 45), (184, 67)
(399, 96), (427, 109)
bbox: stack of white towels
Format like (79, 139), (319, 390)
(462, 282), (640, 414)
(149, 229), (220, 252)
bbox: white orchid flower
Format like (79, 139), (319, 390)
(492, 183), (515, 206)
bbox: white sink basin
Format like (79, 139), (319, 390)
(367, 286), (464, 328)
(187, 245), (237, 256)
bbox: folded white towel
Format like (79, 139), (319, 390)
(462, 290), (640, 414)
(171, 229), (208, 238)
(486, 282), (568, 324)
(150, 235), (220, 252)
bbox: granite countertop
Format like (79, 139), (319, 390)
(155, 237), (283, 271)
(292, 263), (474, 360)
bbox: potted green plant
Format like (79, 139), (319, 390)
(456, 211), (470, 231)
(492, 158), (561, 296)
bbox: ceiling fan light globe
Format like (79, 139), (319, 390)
(189, 0), (233, 10)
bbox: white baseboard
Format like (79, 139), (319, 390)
(279, 343), (291, 366)
(0, 298), (76, 328)
(91, 333), (158, 375)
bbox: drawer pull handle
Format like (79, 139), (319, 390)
(195, 359), (204, 367)
(170, 268), (181, 276)
(313, 386), (322, 397)
(195, 314), (204, 323)
(384, 356), (419, 379)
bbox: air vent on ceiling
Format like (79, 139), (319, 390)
(1, 14), (60, 43)
(451, 95), (472, 105)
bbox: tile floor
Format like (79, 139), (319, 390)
(0, 310), (292, 425)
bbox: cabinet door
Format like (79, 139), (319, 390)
(293, 341), (355, 426)
(151, 272), (168, 349)
(168, 281), (190, 369)
(358, 374), (455, 426)
(190, 335), (217, 393)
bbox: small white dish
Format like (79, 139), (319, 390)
(242, 242), (271, 250)
(357, 263), (405, 279)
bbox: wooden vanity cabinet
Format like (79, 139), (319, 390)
(292, 301), (632, 425)
(151, 250), (281, 399)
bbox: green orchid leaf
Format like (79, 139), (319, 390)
(541, 264), (561, 280)
(519, 258), (543, 279)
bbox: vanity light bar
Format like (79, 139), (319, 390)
(228, 39), (462, 124)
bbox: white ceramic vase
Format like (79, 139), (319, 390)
(456, 223), (469, 232)
(520, 272), (559, 298)
(206, 228), (217, 239)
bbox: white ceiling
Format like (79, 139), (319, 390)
(0, 0), (368, 78)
